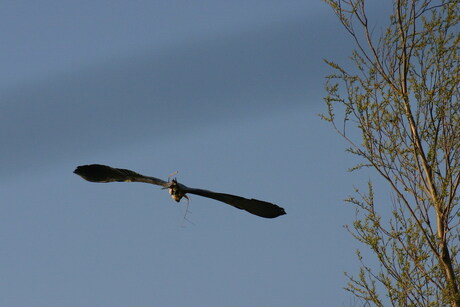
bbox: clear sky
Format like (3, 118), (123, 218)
(1, 1), (390, 306)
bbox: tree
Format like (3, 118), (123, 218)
(321, 0), (460, 306)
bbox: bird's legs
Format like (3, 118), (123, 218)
(181, 195), (195, 227)
(167, 178), (194, 226)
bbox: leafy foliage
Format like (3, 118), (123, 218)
(322, 0), (460, 305)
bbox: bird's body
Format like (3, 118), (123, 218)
(74, 164), (286, 219)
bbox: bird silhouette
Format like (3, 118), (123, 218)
(74, 164), (286, 219)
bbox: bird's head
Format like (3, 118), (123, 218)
(168, 178), (187, 202)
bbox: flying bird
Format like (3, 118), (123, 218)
(73, 164), (286, 219)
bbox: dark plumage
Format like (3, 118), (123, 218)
(74, 164), (286, 219)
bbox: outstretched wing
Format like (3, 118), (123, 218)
(181, 186), (286, 219)
(74, 164), (169, 187)
(74, 164), (286, 219)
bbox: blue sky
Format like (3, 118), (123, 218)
(1, 1), (390, 306)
